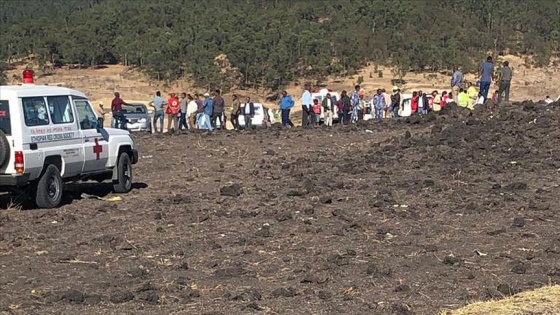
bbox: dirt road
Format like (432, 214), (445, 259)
(1, 101), (559, 314)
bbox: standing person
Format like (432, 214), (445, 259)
(417, 90), (428, 115)
(340, 90), (352, 125)
(411, 91), (419, 113)
(178, 92), (189, 131)
(230, 94), (241, 130)
(382, 88), (391, 118)
(200, 93), (213, 131)
(212, 89), (225, 129)
(279, 91), (295, 128)
(440, 91), (448, 109)
(497, 61), (512, 103)
(322, 92), (334, 126)
(312, 99), (322, 126)
(451, 66), (463, 97)
(194, 94), (204, 128)
(148, 91), (166, 133)
(166, 93), (180, 133)
(432, 90), (441, 112)
(479, 56), (495, 101)
(243, 96), (255, 129)
(185, 94), (198, 129)
(97, 101), (108, 126)
(111, 92), (132, 129)
(351, 85), (360, 123)
(372, 89), (385, 120)
(390, 87), (401, 118)
(301, 83), (313, 127)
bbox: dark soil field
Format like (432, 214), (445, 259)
(1, 102), (560, 315)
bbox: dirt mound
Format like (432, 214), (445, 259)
(1, 102), (559, 314)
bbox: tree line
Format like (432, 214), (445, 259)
(1, 0), (559, 90)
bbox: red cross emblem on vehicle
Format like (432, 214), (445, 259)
(93, 138), (103, 160)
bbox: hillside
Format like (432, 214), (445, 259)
(1, 0), (559, 92)
(5, 55), (559, 110)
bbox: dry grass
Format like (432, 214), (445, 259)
(440, 285), (560, 315)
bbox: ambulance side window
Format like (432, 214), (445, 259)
(22, 97), (50, 126)
(74, 99), (98, 130)
(47, 96), (74, 124)
(0, 100), (10, 135)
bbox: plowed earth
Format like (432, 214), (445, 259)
(1, 101), (560, 315)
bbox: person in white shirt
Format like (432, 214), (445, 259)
(300, 83), (314, 127)
(544, 96), (554, 104)
(185, 94), (198, 128)
(475, 92), (485, 105)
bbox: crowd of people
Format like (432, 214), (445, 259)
(104, 89), (259, 132)
(103, 57), (523, 132)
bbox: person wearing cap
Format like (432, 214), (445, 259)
(390, 87), (402, 118)
(300, 83), (313, 127)
(97, 101), (108, 126)
(199, 93), (213, 131)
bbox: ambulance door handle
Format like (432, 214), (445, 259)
(84, 139), (90, 142)
(30, 143), (38, 150)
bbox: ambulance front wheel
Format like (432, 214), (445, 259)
(113, 152), (132, 193)
(35, 164), (63, 209)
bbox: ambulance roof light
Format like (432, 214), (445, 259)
(22, 69), (34, 84)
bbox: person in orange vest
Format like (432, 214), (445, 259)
(167, 93), (180, 132)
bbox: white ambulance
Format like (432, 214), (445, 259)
(0, 70), (138, 208)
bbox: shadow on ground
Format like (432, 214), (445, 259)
(0, 182), (147, 210)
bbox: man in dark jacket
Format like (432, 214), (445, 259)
(242, 96), (255, 129)
(417, 90), (429, 115)
(211, 89), (225, 129)
(390, 87), (401, 118)
(340, 90), (352, 125)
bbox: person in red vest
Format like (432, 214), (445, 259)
(411, 91), (419, 113)
(167, 93), (180, 132)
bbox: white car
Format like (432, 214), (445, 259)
(312, 89), (340, 122)
(0, 70), (138, 208)
(400, 94), (434, 117)
(237, 103), (271, 129)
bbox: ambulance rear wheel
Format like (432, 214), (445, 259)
(113, 152), (132, 193)
(0, 129), (10, 169)
(35, 164), (63, 209)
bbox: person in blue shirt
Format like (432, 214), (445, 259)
(372, 89), (386, 120)
(279, 90), (295, 128)
(148, 91), (167, 133)
(479, 56), (495, 101)
(198, 93), (213, 131)
(451, 66), (463, 96)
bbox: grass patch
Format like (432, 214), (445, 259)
(441, 285), (560, 315)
